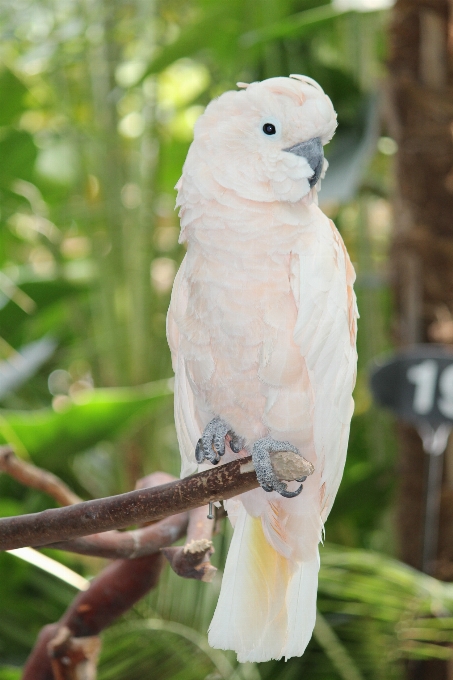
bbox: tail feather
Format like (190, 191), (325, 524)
(282, 548), (319, 659)
(208, 504), (319, 662)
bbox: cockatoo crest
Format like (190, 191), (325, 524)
(183, 75), (337, 205)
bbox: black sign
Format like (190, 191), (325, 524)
(370, 345), (453, 428)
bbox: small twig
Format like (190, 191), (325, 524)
(139, 463), (217, 581)
(0, 445), (81, 506)
(0, 451), (314, 551)
(162, 504), (216, 582)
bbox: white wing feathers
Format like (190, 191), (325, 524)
(167, 255), (201, 477)
(291, 215), (358, 521)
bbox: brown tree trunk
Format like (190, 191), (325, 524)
(388, 0), (453, 678)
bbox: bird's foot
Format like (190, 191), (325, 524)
(252, 436), (304, 498)
(195, 417), (245, 465)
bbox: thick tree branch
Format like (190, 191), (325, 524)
(0, 446), (82, 506)
(22, 553), (164, 680)
(0, 451), (313, 552)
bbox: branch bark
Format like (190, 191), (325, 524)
(0, 451), (313, 552)
(46, 513), (189, 559)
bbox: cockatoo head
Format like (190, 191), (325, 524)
(188, 75), (337, 203)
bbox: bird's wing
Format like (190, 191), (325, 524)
(167, 255), (202, 477)
(290, 213), (358, 521)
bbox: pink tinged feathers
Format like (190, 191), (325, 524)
(167, 75), (358, 662)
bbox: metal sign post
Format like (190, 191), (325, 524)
(418, 424), (451, 574)
(370, 345), (453, 575)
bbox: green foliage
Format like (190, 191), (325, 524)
(0, 669), (21, 680)
(0, 131), (36, 186)
(0, 68), (28, 127)
(99, 620), (257, 680)
(0, 380), (171, 467)
(95, 546), (453, 680)
(0, 551), (77, 666)
(0, 279), (86, 346)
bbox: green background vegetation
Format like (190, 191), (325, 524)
(0, 0), (451, 678)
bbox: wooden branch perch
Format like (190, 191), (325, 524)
(0, 450), (313, 552)
(0, 450), (190, 559)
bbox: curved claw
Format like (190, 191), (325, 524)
(196, 438), (220, 465)
(195, 439), (204, 464)
(195, 417), (244, 466)
(252, 436), (307, 499)
(279, 483), (304, 499)
(229, 435), (245, 454)
(295, 475), (307, 483)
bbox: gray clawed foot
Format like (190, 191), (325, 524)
(252, 436), (304, 498)
(195, 417), (244, 465)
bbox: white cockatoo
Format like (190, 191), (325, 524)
(167, 74), (358, 663)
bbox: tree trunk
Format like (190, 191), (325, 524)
(388, 0), (453, 678)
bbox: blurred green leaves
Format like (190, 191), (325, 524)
(0, 279), (86, 346)
(0, 130), (36, 186)
(0, 669), (21, 680)
(0, 68), (28, 127)
(239, 5), (353, 47)
(99, 619), (249, 680)
(0, 380), (172, 471)
(0, 550), (77, 668)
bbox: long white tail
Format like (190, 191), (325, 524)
(208, 504), (319, 663)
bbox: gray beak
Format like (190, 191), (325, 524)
(284, 137), (323, 188)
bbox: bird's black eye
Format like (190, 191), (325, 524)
(262, 123), (276, 135)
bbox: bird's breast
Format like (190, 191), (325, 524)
(180, 241), (305, 441)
